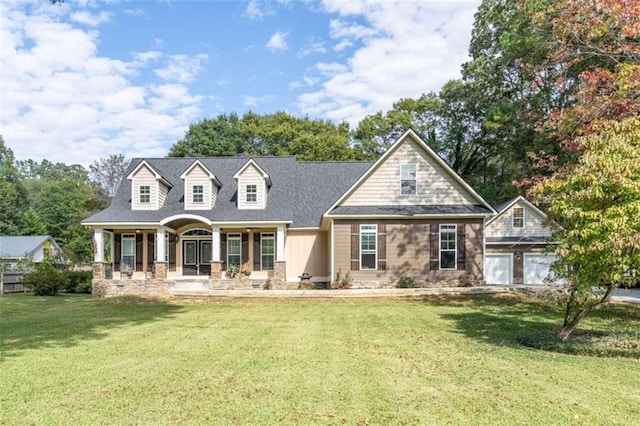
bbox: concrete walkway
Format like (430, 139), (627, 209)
(169, 285), (640, 305)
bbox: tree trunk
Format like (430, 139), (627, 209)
(557, 284), (616, 341)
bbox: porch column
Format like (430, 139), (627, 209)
(154, 228), (167, 279)
(274, 225), (286, 280)
(93, 228), (105, 279)
(211, 225), (223, 279)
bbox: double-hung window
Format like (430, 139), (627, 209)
(139, 185), (150, 203)
(439, 224), (456, 270)
(122, 234), (136, 271)
(360, 224), (377, 270)
(512, 207), (524, 228)
(227, 233), (241, 269)
(261, 233), (275, 271)
(246, 185), (257, 203)
(400, 163), (417, 195)
(192, 185), (204, 203)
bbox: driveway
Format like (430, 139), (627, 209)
(613, 288), (640, 305)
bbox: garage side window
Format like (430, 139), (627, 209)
(360, 224), (377, 269)
(512, 207), (524, 228)
(439, 224), (457, 270)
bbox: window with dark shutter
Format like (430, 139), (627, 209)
(457, 224), (466, 271)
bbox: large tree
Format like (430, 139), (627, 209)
(0, 136), (28, 235)
(89, 154), (129, 198)
(530, 118), (640, 340)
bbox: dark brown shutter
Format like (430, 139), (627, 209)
(457, 224), (466, 271)
(253, 233), (261, 271)
(377, 223), (386, 271)
(220, 233), (227, 266)
(147, 234), (155, 269)
(350, 223), (359, 270)
(242, 233), (249, 265)
(169, 234), (176, 271)
(135, 233), (143, 271)
(429, 223), (439, 271)
(114, 233), (121, 271)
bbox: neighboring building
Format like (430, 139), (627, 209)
(485, 196), (559, 285)
(0, 235), (63, 269)
(83, 129), (556, 297)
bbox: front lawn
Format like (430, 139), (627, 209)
(1, 294), (638, 424)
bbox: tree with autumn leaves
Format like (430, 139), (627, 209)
(525, 0), (640, 340)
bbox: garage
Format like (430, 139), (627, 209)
(485, 254), (511, 284)
(523, 254), (558, 284)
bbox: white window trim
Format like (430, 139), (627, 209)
(227, 233), (242, 268)
(439, 224), (457, 271)
(192, 184), (204, 204)
(122, 233), (136, 271)
(400, 163), (417, 196)
(512, 207), (525, 229)
(139, 185), (151, 203)
(260, 232), (275, 271)
(359, 224), (378, 270)
(246, 184), (257, 203)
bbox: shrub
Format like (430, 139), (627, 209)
(263, 279), (272, 290)
(63, 271), (93, 293)
(396, 275), (418, 288)
(458, 272), (479, 287)
(333, 269), (352, 289)
(298, 280), (315, 290)
(22, 261), (69, 296)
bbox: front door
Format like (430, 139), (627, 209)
(182, 240), (212, 276)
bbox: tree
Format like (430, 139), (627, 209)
(23, 208), (47, 236)
(89, 154), (129, 198)
(530, 117), (640, 341)
(0, 136), (27, 235)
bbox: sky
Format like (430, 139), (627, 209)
(1, 0), (482, 166)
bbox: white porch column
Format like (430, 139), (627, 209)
(156, 228), (166, 261)
(276, 225), (286, 261)
(93, 228), (104, 262)
(212, 225), (221, 262)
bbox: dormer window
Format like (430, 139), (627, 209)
(139, 186), (150, 203)
(192, 185), (204, 203)
(246, 185), (257, 203)
(400, 163), (417, 195)
(513, 207), (524, 228)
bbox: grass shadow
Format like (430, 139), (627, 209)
(0, 294), (183, 359)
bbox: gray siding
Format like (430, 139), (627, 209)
(486, 200), (551, 239)
(237, 164), (266, 209)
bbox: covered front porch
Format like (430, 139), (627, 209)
(90, 217), (288, 285)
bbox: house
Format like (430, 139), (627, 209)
(82, 129), (505, 296)
(0, 235), (63, 269)
(485, 196), (559, 285)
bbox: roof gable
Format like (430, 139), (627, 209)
(180, 160), (221, 187)
(486, 195), (553, 239)
(325, 129), (495, 215)
(127, 160), (172, 188)
(233, 159), (272, 186)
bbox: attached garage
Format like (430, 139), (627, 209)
(485, 254), (511, 284)
(523, 253), (558, 285)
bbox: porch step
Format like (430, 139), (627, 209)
(170, 281), (209, 292)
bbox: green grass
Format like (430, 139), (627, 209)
(1, 294), (639, 425)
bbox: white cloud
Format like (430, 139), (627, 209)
(70, 10), (112, 27)
(0, 1), (206, 166)
(297, 0), (482, 126)
(242, 95), (274, 107)
(298, 42), (327, 57)
(244, 0), (267, 21)
(265, 31), (289, 52)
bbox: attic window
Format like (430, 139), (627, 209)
(400, 163), (417, 195)
(193, 185), (203, 203)
(139, 186), (150, 203)
(246, 185), (257, 203)
(513, 207), (524, 228)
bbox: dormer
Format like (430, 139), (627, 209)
(233, 159), (271, 210)
(180, 160), (221, 210)
(126, 160), (172, 211)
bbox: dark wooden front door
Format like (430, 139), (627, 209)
(182, 240), (212, 276)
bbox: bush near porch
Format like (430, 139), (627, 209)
(1, 294), (638, 424)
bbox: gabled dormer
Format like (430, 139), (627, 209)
(126, 160), (172, 210)
(180, 160), (221, 210)
(233, 159), (271, 210)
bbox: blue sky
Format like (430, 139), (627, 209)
(1, 0), (481, 166)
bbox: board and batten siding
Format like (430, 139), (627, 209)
(132, 165), (158, 210)
(486, 200), (551, 239)
(237, 164), (266, 209)
(285, 230), (329, 281)
(333, 219), (484, 284)
(340, 137), (478, 207)
(183, 164), (216, 210)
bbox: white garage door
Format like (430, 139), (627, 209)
(485, 254), (511, 284)
(524, 254), (558, 285)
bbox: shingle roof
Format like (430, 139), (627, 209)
(82, 157), (373, 228)
(0, 235), (53, 258)
(328, 205), (493, 216)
